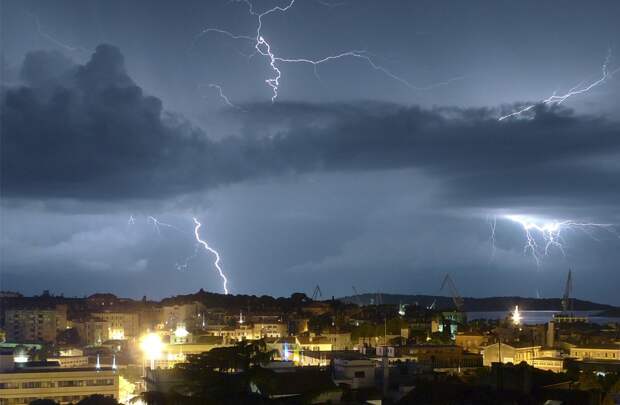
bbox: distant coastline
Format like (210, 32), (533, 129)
(339, 293), (618, 312)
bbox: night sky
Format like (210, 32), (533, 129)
(2, 0), (620, 303)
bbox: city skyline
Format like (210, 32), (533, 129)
(2, 0), (620, 304)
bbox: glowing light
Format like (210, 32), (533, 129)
(193, 217), (229, 294)
(512, 305), (521, 325)
(13, 352), (28, 364)
(96, 354), (101, 370)
(140, 333), (164, 369)
(109, 328), (125, 340)
(499, 49), (620, 121)
(196, 0), (461, 102)
(174, 324), (189, 339)
(504, 214), (616, 266)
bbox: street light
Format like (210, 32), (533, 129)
(140, 333), (163, 370)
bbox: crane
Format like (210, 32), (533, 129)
(561, 269), (573, 313)
(439, 273), (464, 312)
(312, 285), (323, 301)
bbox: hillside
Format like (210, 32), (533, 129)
(339, 293), (616, 312)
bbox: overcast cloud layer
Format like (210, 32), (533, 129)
(2, 0), (620, 303)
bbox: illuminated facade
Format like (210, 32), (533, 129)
(161, 302), (205, 329)
(531, 357), (566, 372)
(0, 367), (118, 405)
(482, 343), (542, 366)
(91, 312), (139, 340)
(570, 344), (620, 361)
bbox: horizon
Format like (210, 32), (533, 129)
(4, 287), (617, 308)
(2, 0), (620, 305)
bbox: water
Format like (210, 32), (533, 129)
(466, 310), (620, 325)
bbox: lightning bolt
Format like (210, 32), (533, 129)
(488, 215), (497, 262)
(147, 216), (181, 234)
(207, 83), (241, 109)
(503, 214), (617, 267)
(131, 215), (230, 292)
(499, 49), (620, 121)
(196, 0), (462, 102)
(193, 217), (229, 294)
(28, 12), (89, 54)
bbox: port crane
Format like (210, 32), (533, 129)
(428, 273), (464, 311)
(561, 269), (573, 313)
(311, 285), (323, 300)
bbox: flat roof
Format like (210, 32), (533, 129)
(573, 344), (620, 350)
(0, 367), (114, 374)
(302, 350), (369, 361)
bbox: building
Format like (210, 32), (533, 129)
(161, 302), (205, 329)
(482, 343), (542, 366)
(4, 306), (67, 343)
(455, 332), (488, 354)
(252, 322), (287, 339)
(0, 367), (118, 404)
(332, 353), (375, 389)
(268, 337), (301, 362)
(72, 318), (110, 346)
(91, 312), (139, 340)
(569, 344), (620, 361)
(298, 335), (332, 352)
(407, 344), (482, 369)
(47, 349), (89, 368)
(324, 331), (353, 351)
(530, 357), (566, 372)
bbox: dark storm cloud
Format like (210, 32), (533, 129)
(3, 45), (620, 210)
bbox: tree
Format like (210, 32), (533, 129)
(169, 339), (278, 403)
(76, 395), (120, 405)
(57, 327), (81, 346)
(603, 377), (620, 405)
(578, 371), (603, 392)
(129, 391), (192, 405)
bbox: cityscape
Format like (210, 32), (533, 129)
(2, 0), (620, 404)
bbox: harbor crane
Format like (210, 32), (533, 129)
(312, 285), (323, 300)
(561, 269), (573, 313)
(429, 273), (464, 311)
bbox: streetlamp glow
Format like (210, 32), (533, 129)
(512, 305), (522, 325)
(140, 333), (164, 369)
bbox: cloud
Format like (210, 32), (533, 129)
(3, 45), (620, 216)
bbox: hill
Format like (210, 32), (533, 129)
(339, 293), (616, 312)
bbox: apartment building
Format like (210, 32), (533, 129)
(91, 312), (139, 340)
(0, 367), (118, 405)
(570, 344), (620, 361)
(4, 306), (67, 343)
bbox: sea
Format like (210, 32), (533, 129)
(466, 310), (620, 325)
